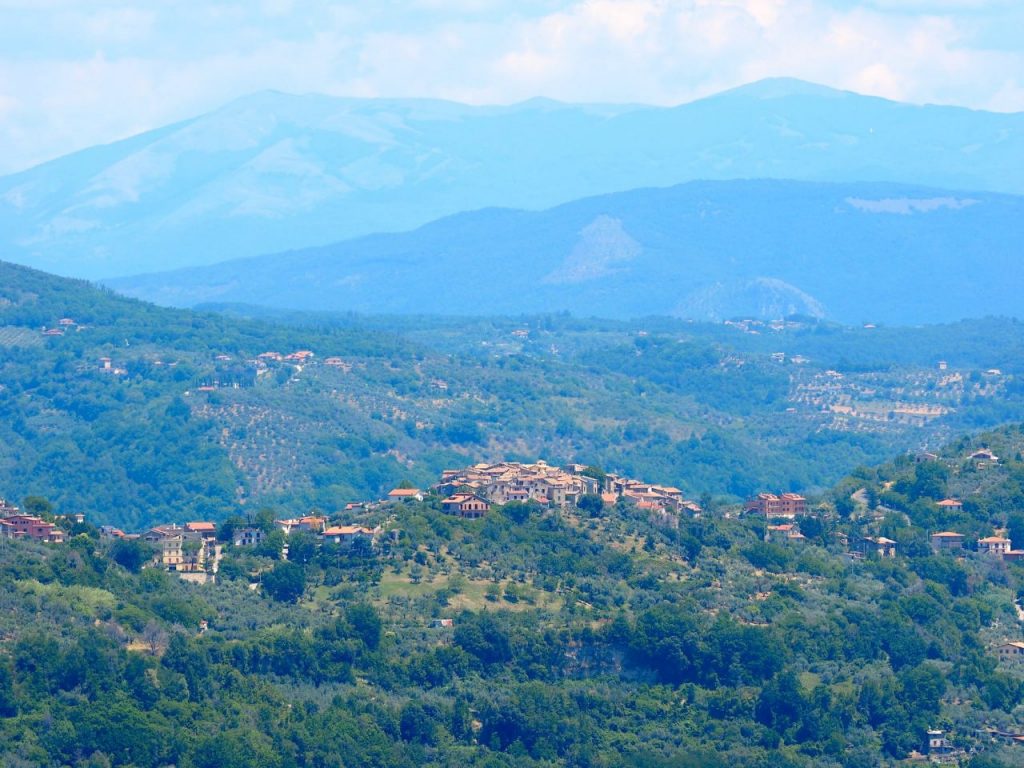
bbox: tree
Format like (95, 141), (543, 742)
(255, 529), (286, 559)
(287, 531), (318, 565)
(346, 603), (382, 650)
(253, 507), (278, 534)
(577, 493), (604, 518)
(217, 515), (246, 543)
(141, 621), (169, 656)
(110, 538), (155, 573)
(262, 561), (306, 602)
(1008, 513), (1024, 552)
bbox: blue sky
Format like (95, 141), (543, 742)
(0, 0), (1021, 175)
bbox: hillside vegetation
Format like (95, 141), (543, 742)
(4, 260), (1024, 530)
(108, 179), (1024, 325)
(4, 425), (1024, 766)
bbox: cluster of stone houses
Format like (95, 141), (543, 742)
(100, 522), (223, 582)
(256, 350), (315, 364)
(849, 495), (1022, 560)
(928, 529), (1023, 560)
(430, 461), (702, 519)
(595, 467), (702, 515)
(437, 461), (601, 509)
(40, 317), (86, 337)
(270, 514), (379, 547)
(97, 513), (380, 580)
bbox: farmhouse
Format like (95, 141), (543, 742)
(232, 527), (265, 547)
(996, 642), (1024, 663)
(978, 536), (1012, 556)
(930, 531), (965, 553)
(388, 488), (423, 502)
(860, 536), (897, 558)
(442, 493), (491, 519)
(322, 525), (378, 546)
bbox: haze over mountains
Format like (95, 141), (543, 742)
(2, 78), (1022, 283)
(109, 179), (1023, 325)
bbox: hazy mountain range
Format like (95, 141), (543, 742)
(108, 179), (1023, 325)
(2, 78), (1022, 280)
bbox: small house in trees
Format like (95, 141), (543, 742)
(930, 531), (965, 553)
(442, 493), (490, 519)
(388, 488), (423, 503)
(936, 498), (963, 512)
(926, 729), (954, 756)
(232, 527), (265, 547)
(767, 524), (806, 543)
(978, 536), (1012, 556)
(859, 536), (897, 558)
(321, 525), (378, 546)
(970, 449), (999, 468)
(996, 641), (1024, 663)
(185, 521), (218, 542)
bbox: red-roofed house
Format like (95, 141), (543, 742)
(388, 488), (423, 502)
(185, 521), (218, 542)
(322, 525), (378, 546)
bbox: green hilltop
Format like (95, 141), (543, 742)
(2, 424), (1024, 765)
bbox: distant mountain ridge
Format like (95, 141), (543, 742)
(107, 179), (1024, 325)
(2, 78), (1022, 279)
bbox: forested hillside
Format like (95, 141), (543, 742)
(4, 425), (1024, 766)
(4, 260), (1024, 529)
(107, 179), (1024, 325)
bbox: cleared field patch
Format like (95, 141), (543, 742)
(0, 325), (43, 348)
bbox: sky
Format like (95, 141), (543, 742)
(0, 0), (1022, 175)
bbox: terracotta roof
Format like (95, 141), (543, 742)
(388, 488), (421, 497)
(323, 525), (373, 536)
